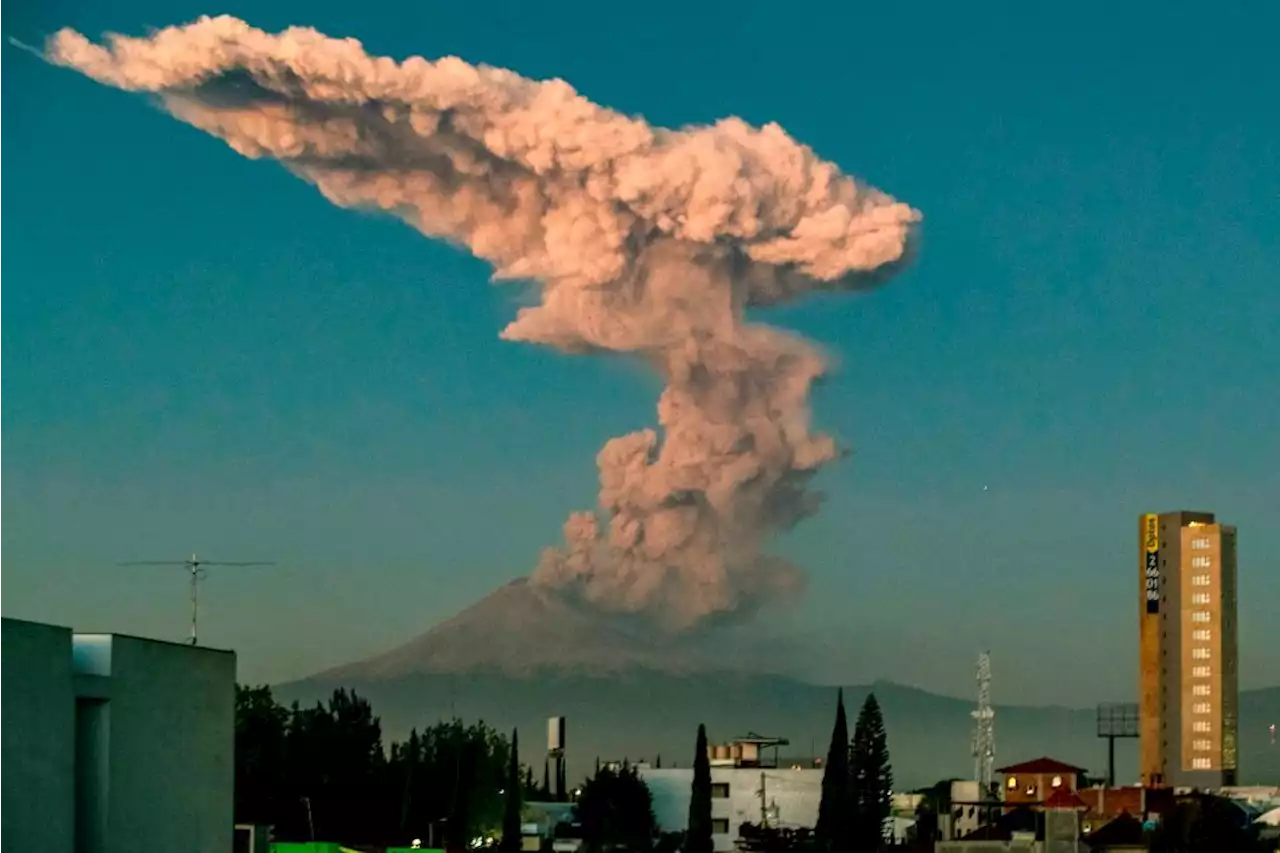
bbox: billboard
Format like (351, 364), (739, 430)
(1143, 513), (1160, 614)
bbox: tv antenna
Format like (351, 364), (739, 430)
(118, 553), (275, 645)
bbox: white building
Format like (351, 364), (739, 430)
(1, 618), (236, 853)
(634, 735), (819, 852)
(641, 764), (824, 851)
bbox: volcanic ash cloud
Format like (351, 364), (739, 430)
(47, 16), (922, 630)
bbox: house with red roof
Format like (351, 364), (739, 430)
(997, 757), (1088, 808)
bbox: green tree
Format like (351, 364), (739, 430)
(686, 724), (714, 853)
(502, 729), (523, 853)
(849, 694), (892, 852)
(815, 689), (851, 852)
(574, 765), (658, 852)
(234, 685), (289, 826)
(279, 688), (387, 843)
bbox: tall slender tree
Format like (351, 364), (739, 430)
(815, 689), (851, 852)
(850, 694), (893, 852)
(686, 724), (714, 853)
(502, 729), (523, 853)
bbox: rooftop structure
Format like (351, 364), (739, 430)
(1, 618), (235, 853)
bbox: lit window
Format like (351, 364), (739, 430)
(1051, 775), (1063, 788)
(1007, 776), (1018, 790)
(1191, 611), (1211, 623)
(1191, 556), (1212, 568)
(1191, 538), (1211, 550)
(1192, 574), (1211, 586)
(1193, 721), (1211, 733)
(1193, 703), (1211, 714)
(1193, 739), (1212, 751)
(1025, 784), (1037, 796)
(1191, 758), (1212, 770)
(1192, 665), (1212, 678)
(1192, 648), (1211, 660)
(1193, 684), (1211, 697)
(1193, 629), (1212, 641)
(1191, 593), (1211, 605)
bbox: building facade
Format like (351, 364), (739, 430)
(641, 764), (824, 851)
(997, 757), (1085, 809)
(1, 619), (77, 853)
(1, 618), (236, 853)
(1138, 511), (1239, 788)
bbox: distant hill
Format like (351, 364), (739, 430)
(277, 580), (1280, 790)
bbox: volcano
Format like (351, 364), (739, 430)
(278, 583), (1280, 789)
(315, 578), (779, 682)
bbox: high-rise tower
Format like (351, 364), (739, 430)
(1138, 511), (1238, 788)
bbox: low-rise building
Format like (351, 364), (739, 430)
(639, 734), (823, 852)
(997, 758), (1087, 809)
(1, 617), (236, 853)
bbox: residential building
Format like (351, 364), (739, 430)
(638, 734), (823, 852)
(1138, 511), (1239, 788)
(998, 758), (1086, 808)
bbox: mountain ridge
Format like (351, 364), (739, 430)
(282, 582), (1280, 789)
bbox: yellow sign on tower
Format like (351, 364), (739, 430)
(1143, 514), (1160, 613)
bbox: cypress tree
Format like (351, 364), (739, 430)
(502, 729), (522, 853)
(815, 689), (852, 852)
(850, 694), (893, 852)
(686, 724), (714, 853)
(543, 759), (551, 801)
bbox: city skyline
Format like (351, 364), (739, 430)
(3, 0), (1278, 703)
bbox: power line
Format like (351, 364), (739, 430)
(118, 553), (274, 645)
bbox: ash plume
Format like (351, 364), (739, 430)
(46, 17), (921, 630)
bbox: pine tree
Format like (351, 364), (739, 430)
(815, 689), (852, 852)
(850, 694), (893, 853)
(543, 759), (552, 801)
(686, 724), (714, 853)
(502, 729), (522, 853)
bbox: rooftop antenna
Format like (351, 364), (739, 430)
(118, 553), (274, 645)
(971, 651), (995, 794)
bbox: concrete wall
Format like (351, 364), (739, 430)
(74, 633), (236, 853)
(1, 618), (76, 853)
(640, 767), (823, 852)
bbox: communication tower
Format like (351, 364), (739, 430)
(971, 652), (996, 792)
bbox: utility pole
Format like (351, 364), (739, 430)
(758, 771), (768, 827)
(118, 553), (274, 645)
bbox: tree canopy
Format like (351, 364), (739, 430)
(814, 689), (851, 851)
(686, 723), (714, 853)
(235, 684), (515, 848)
(573, 764), (658, 852)
(850, 693), (893, 852)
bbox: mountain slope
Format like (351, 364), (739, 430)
(282, 582), (1280, 789)
(317, 578), (798, 680)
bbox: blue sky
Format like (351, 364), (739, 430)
(3, 0), (1277, 703)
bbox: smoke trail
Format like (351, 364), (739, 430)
(46, 17), (921, 630)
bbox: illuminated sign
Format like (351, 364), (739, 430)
(1143, 514), (1160, 614)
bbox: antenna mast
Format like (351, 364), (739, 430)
(971, 651), (995, 792)
(118, 553), (274, 645)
